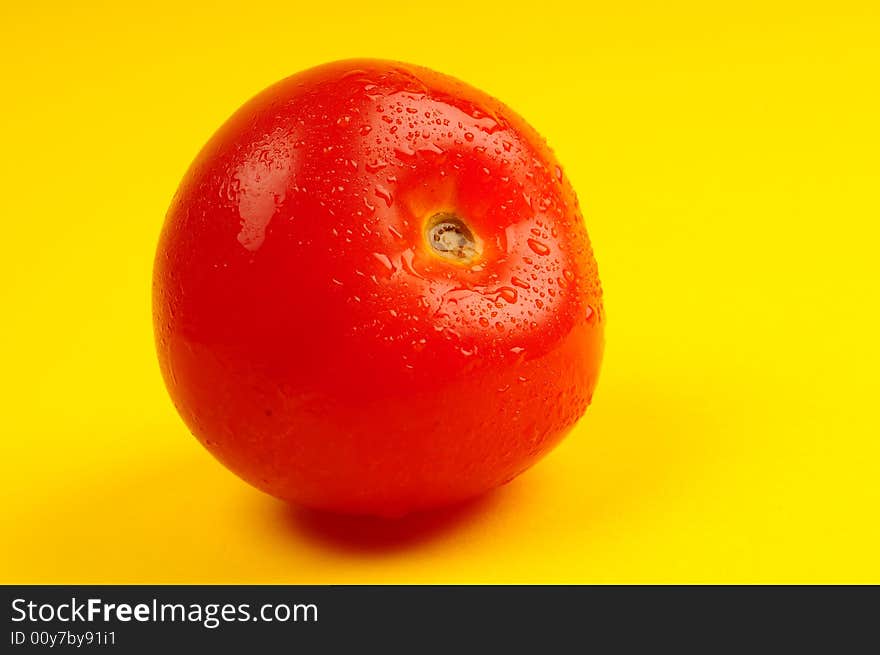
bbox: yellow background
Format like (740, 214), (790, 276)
(2, 1), (879, 583)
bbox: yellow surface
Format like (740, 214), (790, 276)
(2, 1), (879, 583)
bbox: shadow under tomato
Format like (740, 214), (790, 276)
(279, 487), (512, 554)
(272, 376), (719, 556)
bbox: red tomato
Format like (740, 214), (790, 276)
(153, 59), (604, 517)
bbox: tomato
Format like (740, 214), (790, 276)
(153, 59), (604, 517)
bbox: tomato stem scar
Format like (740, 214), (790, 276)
(424, 212), (483, 264)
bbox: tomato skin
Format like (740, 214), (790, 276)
(153, 59), (604, 517)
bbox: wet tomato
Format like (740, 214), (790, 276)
(153, 59), (604, 517)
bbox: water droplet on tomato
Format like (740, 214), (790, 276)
(395, 144), (416, 159)
(374, 184), (393, 207)
(527, 238), (550, 256)
(373, 252), (395, 271)
(365, 159), (387, 172)
(418, 142), (444, 155)
(400, 248), (425, 279)
(496, 287), (518, 304)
